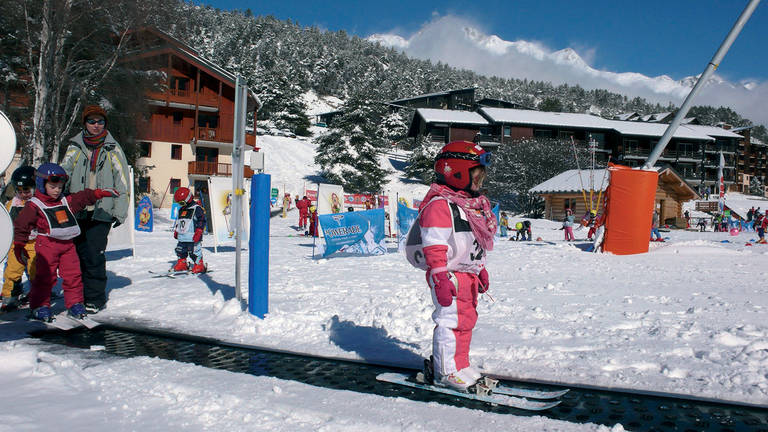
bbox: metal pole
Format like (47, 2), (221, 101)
(232, 75), (248, 302)
(643, 0), (761, 169)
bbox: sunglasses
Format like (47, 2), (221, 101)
(437, 151), (492, 167)
(86, 119), (106, 125)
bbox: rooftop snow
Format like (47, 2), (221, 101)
(417, 108), (489, 125)
(529, 169), (610, 194)
(478, 108), (715, 141)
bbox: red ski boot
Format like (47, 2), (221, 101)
(173, 258), (189, 272)
(191, 260), (207, 274)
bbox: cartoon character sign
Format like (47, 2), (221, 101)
(331, 192), (342, 214)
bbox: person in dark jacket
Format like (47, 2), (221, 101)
(60, 105), (130, 314)
(13, 163), (118, 322)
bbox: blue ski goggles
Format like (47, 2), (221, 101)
(436, 151), (492, 167)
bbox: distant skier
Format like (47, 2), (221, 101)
(757, 212), (767, 244)
(650, 210), (664, 242)
(13, 163), (119, 322)
(499, 211), (509, 237)
(563, 208), (575, 241)
(416, 141), (496, 392)
(697, 218), (707, 232)
(296, 195), (310, 230)
(171, 187), (207, 274)
(1, 166), (37, 311)
(307, 205), (319, 237)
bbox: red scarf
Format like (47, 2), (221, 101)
(82, 130), (107, 172)
(419, 183), (497, 251)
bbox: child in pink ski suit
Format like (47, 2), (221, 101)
(418, 141), (496, 392)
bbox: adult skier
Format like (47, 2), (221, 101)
(417, 141), (496, 391)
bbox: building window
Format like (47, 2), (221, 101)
(139, 142), (152, 158)
(534, 129), (554, 138)
(138, 177), (151, 194)
(558, 130), (575, 140)
(172, 112), (183, 125)
(623, 139), (640, 154)
(564, 198), (577, 212)
(503, 126), (511, 137)
(171, 144), (182, 160)
(169, 178), (181, 194)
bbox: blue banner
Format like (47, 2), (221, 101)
(135, 196), (153, 232)
(491, 203), (500, 236)
(170, 202), (180, 220)
(318, 208), (386, 257)
(397, 202), (419, 251)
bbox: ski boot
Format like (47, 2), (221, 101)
(85, 302), (105, 314)
(1, 296), (19, 312)
(68, 303), (87, 319)
(173, 258), (189, 272)
(31, 306), (53, 322)
(191, 260), (207, 274)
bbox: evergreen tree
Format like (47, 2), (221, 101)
(404, 135), (440, 184)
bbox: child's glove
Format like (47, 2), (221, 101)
(478, 268), (489, 293)
(173, 231), (178, 239)
(431, 271), (456, 307)
(94, 188), (120, 198)
(193, 228), (203, 243)
(13, 242), (28, 265)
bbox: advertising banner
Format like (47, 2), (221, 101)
(397, 202), (419, 251)
(135, 196), (153, 232)
(306, 189), (318, 203)
(318, 208), (387, 257)
(316, 183), (344, 215)
(107, 168), (135, 253)
(208, 176), (250, 249)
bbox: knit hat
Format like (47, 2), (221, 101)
(82, 105), (107, 125)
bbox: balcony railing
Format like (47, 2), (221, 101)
(188, 161), (254, 178)
(198, 127), (218, 141)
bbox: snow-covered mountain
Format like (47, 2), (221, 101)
(367, 15), (767, 125)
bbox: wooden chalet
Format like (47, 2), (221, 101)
(121, 27), (260, 207)
(530, 166), (699, 227)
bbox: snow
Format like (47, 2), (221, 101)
(416, 108), (489, 125)
(2, 133), (768, 429)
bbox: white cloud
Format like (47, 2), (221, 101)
(367, 15), (767, 125)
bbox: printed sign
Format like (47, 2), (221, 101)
(306, 189), (318, 203)
(135, 196), (153, 232)
(318, 208), (387, 257)
(170, 202), (180, 220)
(397, 202), (419, 251)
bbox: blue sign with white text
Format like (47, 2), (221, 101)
(397, 202), (419, 250)
(170, 202), (180, 220)
(135, 196), (153, 232)
(318, 208), (386, 257)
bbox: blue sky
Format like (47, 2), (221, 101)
(203, 0), (766, 82)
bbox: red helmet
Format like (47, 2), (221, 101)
(173, 187), (193, 205)
(434, 141), (491, 190)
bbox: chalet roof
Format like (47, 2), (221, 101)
(615, 112), (639, 121)
(730, 125), (754, 132)
(640, 112), (673, 122)
(388, 87), (476, 105)
(529, 169), (610, 194)
(124, 27), (260, 108)
(685, 125), (743, 139)
(416, 108), (488, 125)
(478, 107), (715, 141)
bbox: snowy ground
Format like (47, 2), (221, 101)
(1, 206), (767, 430)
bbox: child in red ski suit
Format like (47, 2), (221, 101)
(13, 163), (118, 321)
(296, 196), (310, 229)
(419, 141), (496, 392)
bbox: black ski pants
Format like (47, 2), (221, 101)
(74, 216), (111, 308)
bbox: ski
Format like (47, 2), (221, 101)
(493, 384), (569, 400)
(31, 312), (84, 331)
(149, 269), (213, 278)
(376, 372), (561, 411)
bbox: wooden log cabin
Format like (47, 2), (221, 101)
(530, 166), (699, 227)
(122, 27), (260, 208)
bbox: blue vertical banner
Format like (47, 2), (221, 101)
(397, 201), (419, 251)
(318, 208), (387, 257)
(135, 196), (153, 232)
(248, 174), (270, 319)
(491, 203), (500, 236)
(170, 202), (181, 220)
